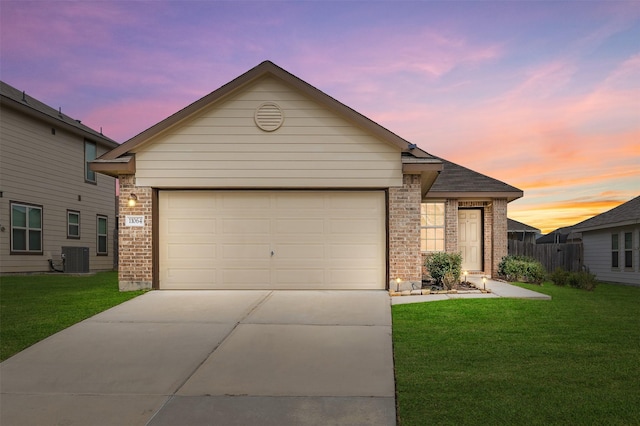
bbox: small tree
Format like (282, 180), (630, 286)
(425, 252), (462, 289)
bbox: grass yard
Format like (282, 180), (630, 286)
(0, 272), (144, 361)
(393, 282), (640, 425)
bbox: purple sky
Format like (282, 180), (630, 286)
(1, 1), (638, 233)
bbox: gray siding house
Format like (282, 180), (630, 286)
(0, 81), (119, 273)
(572, 196), (640, 285)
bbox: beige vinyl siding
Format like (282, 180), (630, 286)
(0, 106), (116, 272)
(133, 76), (402, 188)
(582, 226), (640, 285)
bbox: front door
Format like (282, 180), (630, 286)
(459, 209), (482, 271)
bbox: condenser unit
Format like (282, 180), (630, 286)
(61, 246), (89, 273)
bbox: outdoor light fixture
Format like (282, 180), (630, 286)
(127, 193), (138, 207)
(482, 275), (487, 291)
(463, 270), (468, 284)
(396, 277), (401, 292)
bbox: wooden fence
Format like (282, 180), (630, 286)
(508, 240), (583, 272)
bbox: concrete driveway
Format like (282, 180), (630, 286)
(0, 290), (396, 426)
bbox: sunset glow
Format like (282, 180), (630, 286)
(1, 1), (638, 234)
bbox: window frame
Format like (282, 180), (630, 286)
(10, 201), (43, 255)
(67, 210), (81, 239)
(85, 140), (97, 184)
(611, 233), (619, 269)
(624, 232), (633, 269)
(420, 202), (446, 253)
(96, 215), (108, 256)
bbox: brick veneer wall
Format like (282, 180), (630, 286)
(491, 198), (508, 277)
(388, 174), (422, 289)
(118, 175), (153, 291)
(421, 199), (507, 278)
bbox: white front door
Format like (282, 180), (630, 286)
(459, 209), (482, 271)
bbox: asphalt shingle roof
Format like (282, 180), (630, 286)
(427, 157), (523, 196)
(508, 218), (540, 233)
(572, 195), (640, 231)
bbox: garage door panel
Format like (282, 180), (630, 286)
(272, 244), (325, 259)
(329, 218), (380, 234)
(222, 218), (271, 235)
(274, 269), (325, 285)
(167, 243), (216, 259)
(274, 193), (326, 209)
(329, 244), (380, 260)
(166, 219), (215, 235)
(222, 268), (271, 286)
(222, 244), (271, 260)
(275, 218), (325, 234)
(160, 191), (385, 289)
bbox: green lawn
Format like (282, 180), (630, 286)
(393, 282), (640, 425)
(0, 272), (144, 361)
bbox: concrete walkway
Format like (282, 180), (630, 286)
(0, 291), (396, 426)
(391, 276), (551, 305)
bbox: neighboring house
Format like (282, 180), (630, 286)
(0, 81), (119, 273)
(572, 196), (640, 285)
(91, 61), (522, 291)
(507, 218), (541, 244)
(536, 226), (581, 244)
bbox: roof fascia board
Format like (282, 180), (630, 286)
(424, 190), (524, 202)
(402, 162), (443, 174)
(573, 219), (640, 233)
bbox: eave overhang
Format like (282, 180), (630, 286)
(424, 190), (524, 203)
(90, 156), (136, 177)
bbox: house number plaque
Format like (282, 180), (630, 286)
(125, 215), (145, 227)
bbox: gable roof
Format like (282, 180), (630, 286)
(572, 195), (640, 232)
(508, 218), (540, 233)
(0, 81), (118, 149)
(98, 60), (437, 165)
(425, 157), (523, 201)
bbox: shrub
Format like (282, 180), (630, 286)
(425, 252), (462, 288)
(549, 268), (570, 286)
(550, 268), (597, 291)
(498, 255), (546, 284)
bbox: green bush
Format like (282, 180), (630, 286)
(498, 255), (546, 284)
(550, 268), (597, 291)
(549, 268), (570, 286)
(425, 252), (462, 288)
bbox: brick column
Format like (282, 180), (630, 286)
(388, 174), (422, 289)
(118, 175), (153, 291)
(445, 199), (459, 253)
(491, 198), (508, 277)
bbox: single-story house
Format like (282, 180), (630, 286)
(572, 195), (640, 285)
(92, 61), (522, 291)
(507, 218), (541, 244)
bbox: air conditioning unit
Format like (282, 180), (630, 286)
(62, 246), (89, 273)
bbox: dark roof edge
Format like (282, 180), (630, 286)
(424, 190), (523, 202)
(0, 81), (119, 149)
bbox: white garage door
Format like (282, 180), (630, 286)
(159, 191), (386, 290)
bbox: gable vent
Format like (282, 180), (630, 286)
(254, 102), (284, 132)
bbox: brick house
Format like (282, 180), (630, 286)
(91, 61), (522, 291)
